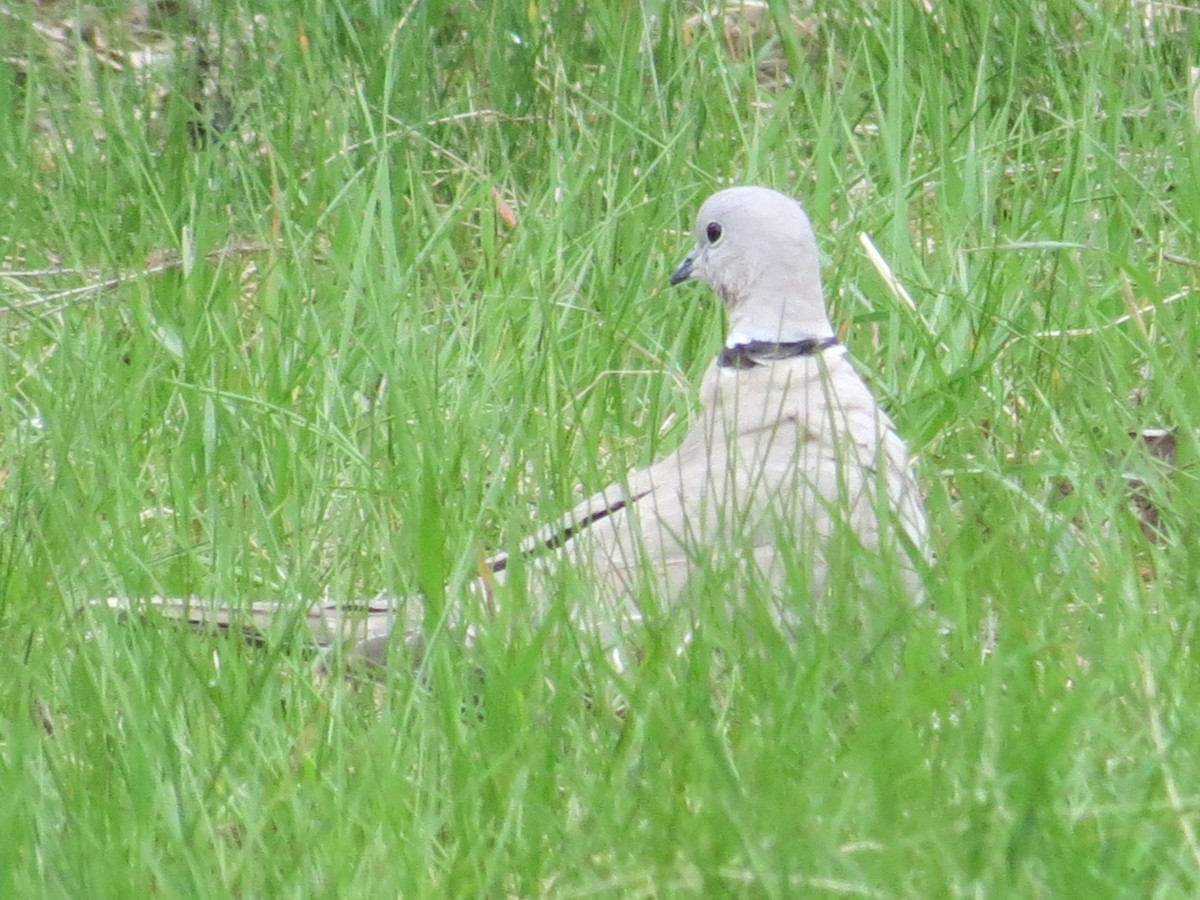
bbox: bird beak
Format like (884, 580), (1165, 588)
(670, 252), (695, 286)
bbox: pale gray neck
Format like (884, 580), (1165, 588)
(724, 259), (833, 346)
(725, 296), (834, 347)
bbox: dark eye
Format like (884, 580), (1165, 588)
(705, 221), (723, 243)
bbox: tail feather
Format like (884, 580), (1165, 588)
(99, 596), (422, 667)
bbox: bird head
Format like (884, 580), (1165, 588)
(671, 186), (834, 345)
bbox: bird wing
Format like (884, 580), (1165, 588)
(488, 353), (928, 631)
(540, 348), (931, 609)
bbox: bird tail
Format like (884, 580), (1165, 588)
(97, 595), (419, 668)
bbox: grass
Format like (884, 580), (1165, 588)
(1, 0), (1199, 895)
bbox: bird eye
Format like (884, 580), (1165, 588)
(706, 221), (723, 243)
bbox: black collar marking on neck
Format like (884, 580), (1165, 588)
(717, 337), (840, 370)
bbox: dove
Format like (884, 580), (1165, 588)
(99, 186), (929, 667)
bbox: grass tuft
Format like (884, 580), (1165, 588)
(2, 1), (1199, 895)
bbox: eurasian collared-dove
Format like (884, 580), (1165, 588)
(101, 186), (929, 666)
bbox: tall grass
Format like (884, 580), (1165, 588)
(1, 1), (1198, 895)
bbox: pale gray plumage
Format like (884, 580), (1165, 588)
(492, 186), (928, 647)
(100, 186), (929, 666)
